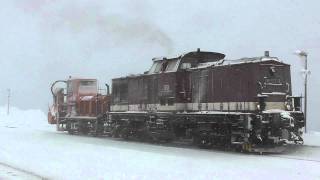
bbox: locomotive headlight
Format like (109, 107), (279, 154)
(285, 95), (293, 111)
(285, 100), (292, 111)
(286, 104), (292, 111)
(256, 104), (261, 111)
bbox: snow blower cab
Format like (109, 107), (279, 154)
(48, 77), (111, 133)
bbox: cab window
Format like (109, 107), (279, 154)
(165, 59), (178, 72)
(79, 80), (97, 94)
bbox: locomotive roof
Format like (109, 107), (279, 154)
(152, 50), (226, 63)
(114, 50), (289, 79)
(152, 50), (288, 68)
(224, 56), (283, 65)
(189, 56), (289, 70)
(68, 77), (97, 81)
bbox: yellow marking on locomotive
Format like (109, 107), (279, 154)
(243, 143), (252, 152)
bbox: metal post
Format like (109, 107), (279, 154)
(294, 50), (308, 133)
(304, 54), (308, 133)
(7, 89), (10, 115)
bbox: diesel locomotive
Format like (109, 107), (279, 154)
(48, 49), (305, 152)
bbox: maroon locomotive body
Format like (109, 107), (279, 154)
(49, 49), (304, 153)
(112, 50), (295, 112)
(109, 49), (304, 152)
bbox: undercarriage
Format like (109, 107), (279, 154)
(55, 110), (304, 153)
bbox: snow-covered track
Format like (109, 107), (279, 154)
(269, 155), (320, 163)
(0, 162), (45, 180)
(266, 145), (320, 163)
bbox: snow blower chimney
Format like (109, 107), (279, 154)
(105, 83), (110, 95)
(197, 48), (201, 52)
(264, 51), (270, 57)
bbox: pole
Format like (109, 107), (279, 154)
(294, 50), (308, 133)
(7, 89), (10, 115)
(304, 55), (308, 133)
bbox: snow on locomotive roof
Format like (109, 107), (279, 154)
(152, 49), (286, 70)
(189, 56), (286, 70)
(68, 77), (97, 81)
(223, 56), (282, 65)
(152, 50), (225, 62)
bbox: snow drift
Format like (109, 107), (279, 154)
(0, 106), (51, 130)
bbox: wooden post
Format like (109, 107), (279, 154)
(7, 89), (10, 115)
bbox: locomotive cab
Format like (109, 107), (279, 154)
(148, 49), (226, 74)
(49, 77), (111, 133)
(66, 78), (98, 116)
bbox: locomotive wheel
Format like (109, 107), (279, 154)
(67, 129), (75, 135)
(92, 121), (99, 137)
(93, 120), (103, 137)
(199, 137), (212, 149)
(119, 128), (129, 140)
(194, 133), (213, 149)
(111, 126), (120, 138)
(143, 131), (159, 143)
(66, 122), (75, 135)
(78, 123), (89, 135)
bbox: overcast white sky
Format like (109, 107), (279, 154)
(0, 0), (319, 130)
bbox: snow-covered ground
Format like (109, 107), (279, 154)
(0, 107), (320, 180)
(304, 131), (320, 147)
(0, 163), (41, 180)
